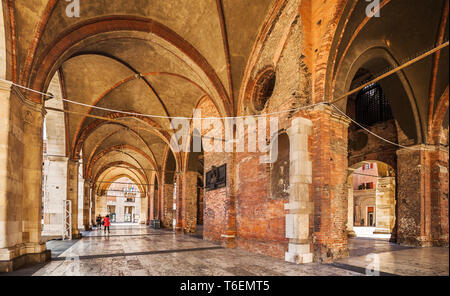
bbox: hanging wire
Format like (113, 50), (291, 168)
(3, 42), (447, 153)
(330, 104), (434, 151)
(1, 41), (447, 120)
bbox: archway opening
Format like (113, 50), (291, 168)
(102, 177), (142, 224)
(348, 161), (396, 239)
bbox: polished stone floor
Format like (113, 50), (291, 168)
(4, 224), (449, 276)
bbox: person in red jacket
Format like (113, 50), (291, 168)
(103, 215), (111, 235)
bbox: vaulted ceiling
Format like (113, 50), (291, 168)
(5, 0), (449, 190)
(7, 0), (274, 189)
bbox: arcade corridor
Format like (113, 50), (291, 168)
(0, 0), (448, 276)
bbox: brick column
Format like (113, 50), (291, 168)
(182, 171), (198, 233)
(430, 147), (448, 246)
(310, 104), (350, 261)
(397, 145), (449, 247)
(162, 184), (174, 229)
(175, 175), (183, 232)
(67, 160), (81, 239)
(222, 157), (237, 248)
(284, 117), (314, 264)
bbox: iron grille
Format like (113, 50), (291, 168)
(356, 83), (393, 126)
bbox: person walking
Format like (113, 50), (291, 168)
(104, 215), (111, 235)
(96, 215), (102, 230)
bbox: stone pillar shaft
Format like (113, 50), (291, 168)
(83, 180), (91, 230)
(0, 83), (22, 253)
(284, 117), (314, 264)
(347, 180), (356, 237)
(374, 177), (396, 234)
(42, 155), (68, 237)
(67, 160), (81, 238)
(0, 84), (50, 272)
(22, 100), (45, 246)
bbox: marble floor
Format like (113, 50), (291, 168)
(4, 224), (449, 276)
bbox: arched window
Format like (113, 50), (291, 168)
(252, 68), (276, 112)
(356, 83), (393, 126)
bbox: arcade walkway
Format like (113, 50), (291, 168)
(3, 225), (448, 276)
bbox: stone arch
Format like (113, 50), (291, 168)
(72, 111), (171, 160)
(0, 0), (16, 81)
(25, 16), (232, 119)
(335, 46), (422, 143)
(0, 0), (7, 80)
(41, 71), (69, 237)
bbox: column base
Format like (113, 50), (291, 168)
(285, 243), (313, 264)
(72, 230), (82, 239)
(0, 243), (51, 273)
(221, 233), (237, 248)
(373, 228), (391, 234)
(347, 230), (357, 237)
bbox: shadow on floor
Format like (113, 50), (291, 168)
(348, 237), (413, 257)
(0, 239), (80, 276)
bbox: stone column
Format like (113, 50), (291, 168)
(91, 187), (96, 222)
(83, 180), (91, 230)
(67, 160), (81, 238)
(347, 175), (356, 237)
(284, 117), (314, 264)
(182, 171), (198, 233)
(0, 84), (50, 272)
(21, 94), (48, 256)
(139, 191), (148, 224)
(89, 186), (93, 228)
(374, 176), (396, 234)
(148, 184), (155, 222)
(42, 155), (68, 237)
(153, 187), (159, 221)
(95, 194), (107, 217)
(0, 82), (26, 272)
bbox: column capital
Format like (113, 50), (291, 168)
(0, 79), (12, 93)
(310, 103), (351, 126)
(12, 86), (46, 117)
(287, 116), (313, 137)
(68, 158), (80, 164)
